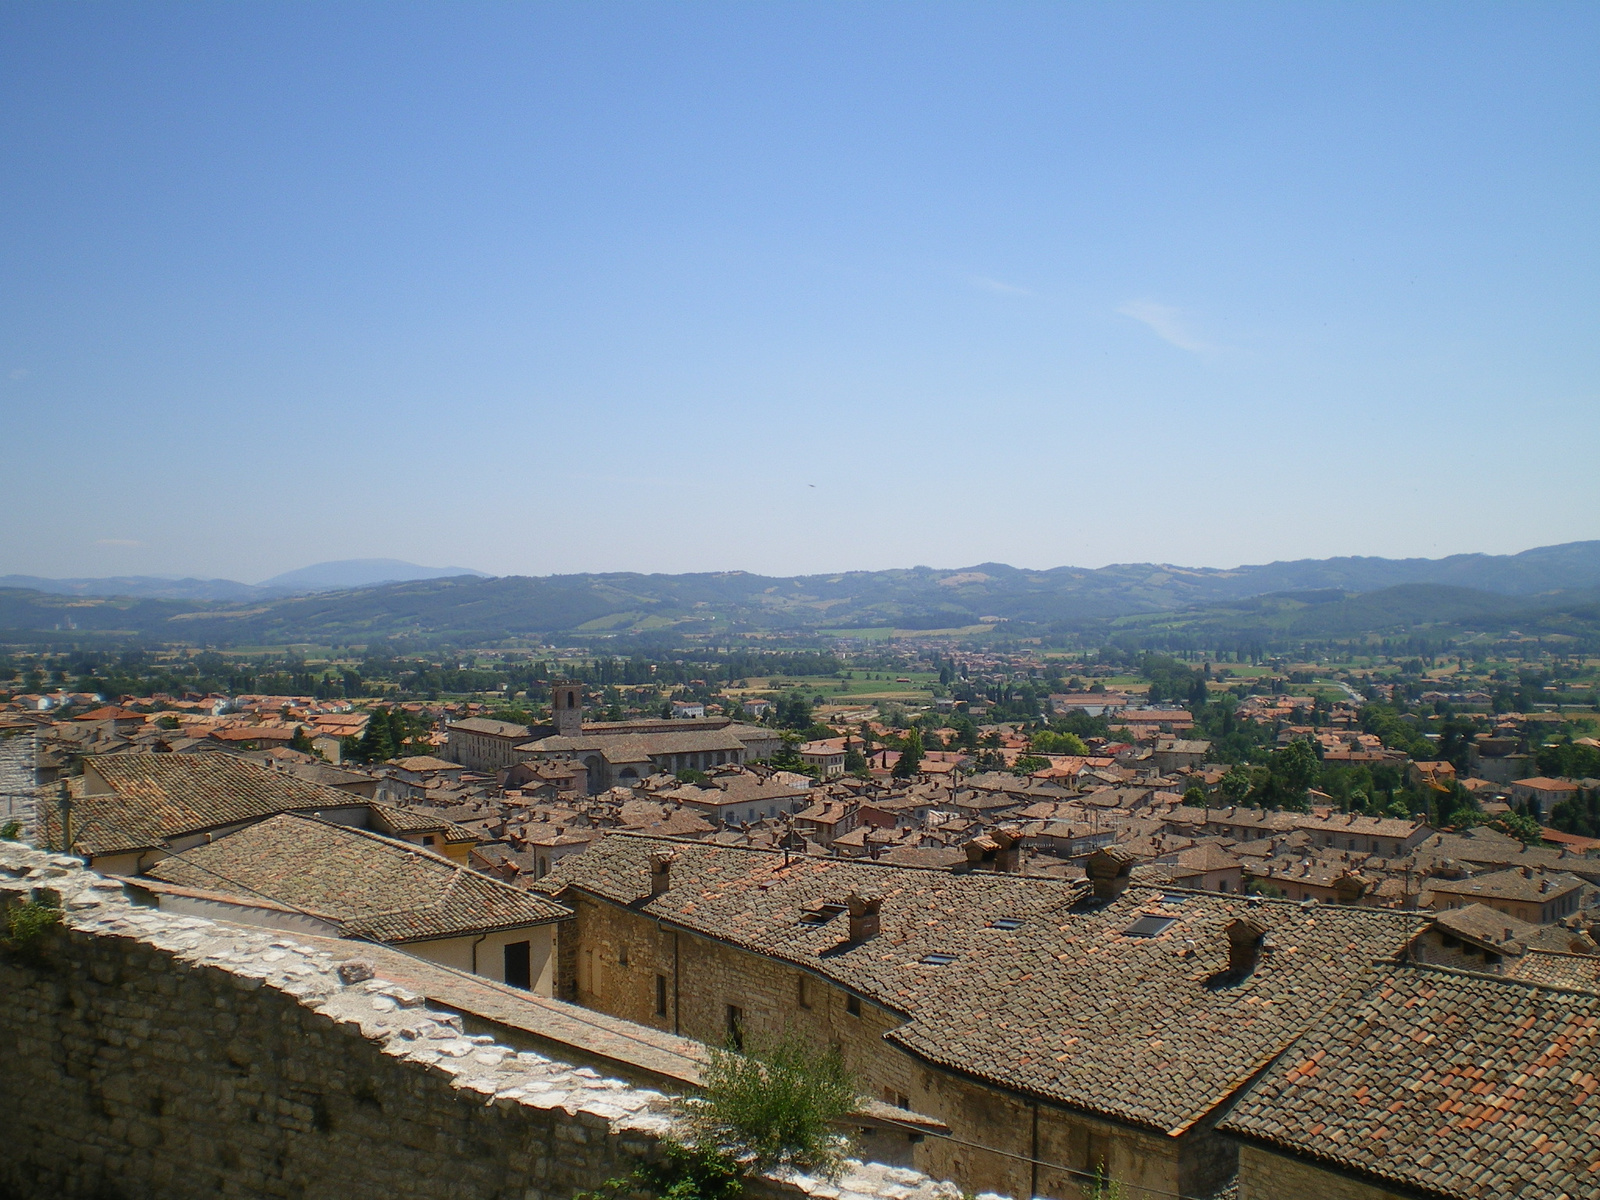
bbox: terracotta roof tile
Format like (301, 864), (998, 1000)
(537, 833), (1416, 1134)
(146, 813), (569, 941)
(1222, 965), (1600, 1199)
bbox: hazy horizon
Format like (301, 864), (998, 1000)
(4, 3), (1596, 582)
(6, 539), (1600, 590)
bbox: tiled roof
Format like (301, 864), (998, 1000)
(1511, 950), (1600, 991)
(1426, 866), (1586, 905)
(448, 717), (533, 738)
(390, 755), (460, 771)
(519, 728), (747, 761)
(146, 813), (570, 941)
(367, 803), (477, 844)
(1430, 903), (1537, 951)
(60, 753), (374, 855)
(1221, 965), (1600, 1199)
(536, 834), (1417, 1135)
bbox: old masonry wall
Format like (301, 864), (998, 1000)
(0, 843), (963, 1200)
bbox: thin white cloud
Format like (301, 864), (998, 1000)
(1118, 300), (1218, 354)
(972, 276), (1035, 296)
(95, 538), (145, 548)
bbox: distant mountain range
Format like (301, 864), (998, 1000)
(258, 559), (490, 590)
(0, 559), (489, 603)
(2, 541), (1598, 647)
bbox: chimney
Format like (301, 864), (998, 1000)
(1333, 871), (1368, 905)
(1226, 917), (1268, 977)
(993, 826), (1022, 873)
(648, 850), (678, 897)
(846, 892), (882, 943)
(1085, 847), (1137, 901)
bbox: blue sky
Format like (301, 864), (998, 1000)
(3, 2), (1596, 582)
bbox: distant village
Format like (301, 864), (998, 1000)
(3, 643), (1600, 1200)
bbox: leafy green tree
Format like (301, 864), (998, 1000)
(893, 727), (924, 778)
(353, 714), (395, 763)
(1490, 811), (1545, 844)
(1269, 740), (1320, 799)
(1538, 741), (1600, 780)
(770, 736), (804, 770)
(1550, 789), (1600, 838)
(1012, 754), (1049, 776)
(843, 744), (868, 776)
(1032, 730), (1089, 756)
(289, 725), (315, 754)
(1220, 767), (1254, 803)
(779, 692), (813, 729)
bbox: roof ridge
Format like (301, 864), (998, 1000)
(1395, 958), (1600, 1000)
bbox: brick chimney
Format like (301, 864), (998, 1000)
(1085, 847), (1137, 901)
(992, 826), (1022, 873)
(648, 850), (678, 897)
(846, 892), (882, 943)
(1333, 871), (1369, 905)
(1226, 917), (1268, 977)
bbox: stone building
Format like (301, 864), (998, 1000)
(138, 812), (571, 991)
(47, 753), (478, 873)
(444, 716), (541, 773)
(535, 835), (1419, 1200)
(513, 683), (783, 792)
(1222, 964), (1600, 1200)
(1424, 865), (1587, 925)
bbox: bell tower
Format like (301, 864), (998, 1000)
(552, 681), (583, 737)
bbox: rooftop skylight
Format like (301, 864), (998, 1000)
(1122, 915), (1178, 938)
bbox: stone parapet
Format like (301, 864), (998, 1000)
(0, 841), (966, 1200)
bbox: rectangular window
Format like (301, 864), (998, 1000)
(655, 974), (668, 1017)
(726, 1004), (745, 1051)
(846, 994), (861, 1017)
(503, 941), (532, 990)
(797, 974), (811, 1009)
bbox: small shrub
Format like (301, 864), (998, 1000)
(0, 820), (21, 841)
(1079, 1164), (1127, 1200)
(2, 897), (62, 959)
(639, 1139), (745, 1200)
(575, 1139), (743, 1200)
(684, 1031), (857, 1177)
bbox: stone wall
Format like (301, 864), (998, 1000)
(0, 843), (961, 1200)
(1235, 1144), (1416, 1200)
(0, 730), (35, 840)
(558, 890), (1226, 1200)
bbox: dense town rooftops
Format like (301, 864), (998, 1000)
(1425, 865), (1587, 906)
(1221, 965), (1600, 1199)
(536, 833), (1419, 1136)
(60, 753), (383, 856)
(145, 813), (570, 942)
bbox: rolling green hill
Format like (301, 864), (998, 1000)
(4, 540), (1600, 648)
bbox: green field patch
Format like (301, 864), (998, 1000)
(575, 611), (643, 632)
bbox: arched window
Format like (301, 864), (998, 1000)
(567, 693), (577, 708)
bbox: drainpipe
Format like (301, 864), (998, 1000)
(471, 932), (488, 977)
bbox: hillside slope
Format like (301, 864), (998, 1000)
(3, 541), (1599, 644)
